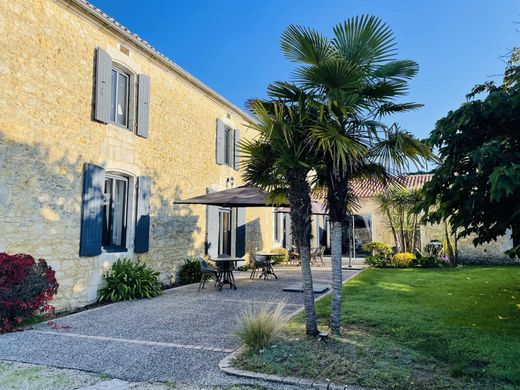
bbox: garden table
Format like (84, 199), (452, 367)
(253, 252), (279, 279)
(212, 257), (241, 290)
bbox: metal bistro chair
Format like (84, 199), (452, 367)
(317, 246), (326, 266)
(250, 255), (267, 279)
(288, 246), (300, 266)
(310, 247), (319, 266)
(197, 256), (219, 291)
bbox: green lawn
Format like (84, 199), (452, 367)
(234, 266), (520, 389)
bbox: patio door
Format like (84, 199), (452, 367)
(218, 208), (232, 256)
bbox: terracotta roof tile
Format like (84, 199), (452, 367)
(314, 174), (433, 199)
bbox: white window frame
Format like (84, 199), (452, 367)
(110, 67), (130, 129)
(102, 173), (130, 252)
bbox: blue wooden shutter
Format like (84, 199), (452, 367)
(94, 47), (112, 123)
(216, 119), (225, 165)
(236, 207), (246, 257)
(233, 128), (240, 170)
(137, 74), (150, 138)
(135, 176), (151, 253)
(79, 163), (105, 256)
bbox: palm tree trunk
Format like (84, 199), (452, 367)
(330, 221), (343, 335)
(386, 210), (399, 251)
(287, 171), (318, 336)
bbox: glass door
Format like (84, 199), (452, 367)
(218, 208), (232, 256)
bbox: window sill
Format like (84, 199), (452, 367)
(102, 246), (128, 253)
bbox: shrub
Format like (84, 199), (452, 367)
(235, 301), (289, 351)
(177, 257), (203, 285)
(363, 242), (392, 257)
(364, 255), (388, 268)
(416, 255), (448, 268)
(0, 253), (59, 333)
(98, 258), (161, 303)
(269, 247), (289, 265)
(391, 252), (416, 268)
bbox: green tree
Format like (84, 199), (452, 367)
(421, 48), (520, 256)
(280, 16), (431, 334)
(241, 83), (320, 336)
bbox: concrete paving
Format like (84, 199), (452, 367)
(0, 261), (364, 388)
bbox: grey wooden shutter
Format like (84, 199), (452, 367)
(216, 119), (225, 165)
(137, 74), (151, 138)
(94, 47), (112, 123)
(235, 208), (246, 257)
(134, 176), (151, 253)
(79, 163), (105, 256)
(233, 129), (240, 170)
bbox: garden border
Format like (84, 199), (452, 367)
(218, 269), (367, 390)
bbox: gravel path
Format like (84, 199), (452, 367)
(0, 263), (363, 388)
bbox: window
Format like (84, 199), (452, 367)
(110, 68), (130, 127)
(102, 174), (129, 251)
(224, 127), (232, 166)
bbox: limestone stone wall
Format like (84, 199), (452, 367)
(0, 0), (274, 310)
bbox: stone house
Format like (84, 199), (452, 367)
(0, 0), (277, 310)
(309, 174), (513, 262)
(0, 1), (513, 313)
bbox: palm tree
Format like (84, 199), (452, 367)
(375, 186), (423, 252)
(241, 82), (320, 336)
(280, 16), (432, 334)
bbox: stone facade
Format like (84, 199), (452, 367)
(351, 197), (514, 262)
(0, 0), (275, 310)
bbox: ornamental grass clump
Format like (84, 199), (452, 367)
(98, 258), (161, 303)
(235, 301), (289, 351)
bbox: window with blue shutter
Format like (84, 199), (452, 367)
(79, 163), (105, 256)
(134, 176), (151, 253)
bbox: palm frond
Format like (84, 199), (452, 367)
(332, 15), (396, 65)
(280, 25), (335, 65)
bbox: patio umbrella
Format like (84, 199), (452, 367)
(175, 186), (287, 208)
(175, 185), (328, 214)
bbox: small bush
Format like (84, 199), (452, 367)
(235, 301), (289, 351)
(0, 253), (59, 333)
(416, 255), (447, 268)
(391, 252), (416, 268)
(364, 255), (388, 268)
(269, 247), (289, 265)
(98, 258), (161, 303)
(177, 257), (203, 285)
(363, 242), (392, 257)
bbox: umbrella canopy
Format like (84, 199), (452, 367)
(175, 186), (287, 208)
(176, 185), (328, 215)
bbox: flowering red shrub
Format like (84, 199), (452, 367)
(0, 253), (59, 333)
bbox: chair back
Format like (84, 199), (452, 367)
(198, 256), (213, 272)
(254, 254), (267, 265)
